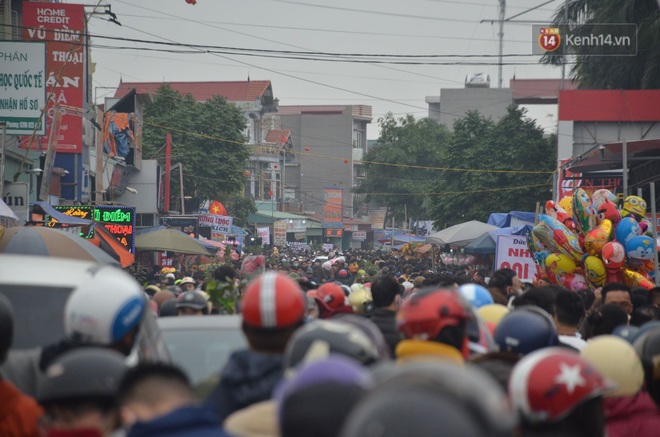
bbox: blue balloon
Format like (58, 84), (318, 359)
(615, 217), (641, 246)
(459, 283), (494, 308)
(625, 235), (655, 260)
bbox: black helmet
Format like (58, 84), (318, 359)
(493, 306), (558, 355)
(341, 361), (518, 437)
(633, 325), (660, 406)
(176, 291), (208, 313)
(333, 314), (391, 360)
(0, 293), (14, 361)
(167, 285), (183, 296)
(37, 348), (127, 406)
(284, 319), (381, 371)
(159, 299), (179, 317)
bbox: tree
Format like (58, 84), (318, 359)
(541, 0), (660, 89)
(222, 194), (257, 228)
(425, 107), (554, 227)
(142, 85), (249, 210)
(353, 114), (449, 226)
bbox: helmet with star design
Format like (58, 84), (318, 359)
(509, 347), (615, 424)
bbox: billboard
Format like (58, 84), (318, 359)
(274, 220), (287, 246)
(22, 2), (86, 153)
(198, 214), (233, 234)
(495, 235), (542, 282)
(0, 41), (47, 135)
(322, 188), (343, 228)
(94, 206), (136, 253)
(160, 215), (199, 237)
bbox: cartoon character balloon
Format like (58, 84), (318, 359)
(614, 217), (641, 246)
(591, 189), (618, 211)
(622, 269), (654, 290)
(559, 196), (573, 217)
(545, 253), (577, 276)
(546, 200), (577, 232)
(595, 199), (621, 226)
(584, 256), (606, 287)
(537, 214), (583, 260)
(621, 195), (647, 222)
(561, 273), (589, 292)
(602, 241), (626, 283)
(571, 188), (597, 234)
(584, 219), (612, 257)
(625, 235), (655, 261)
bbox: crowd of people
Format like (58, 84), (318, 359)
(2, 246), (660, 436)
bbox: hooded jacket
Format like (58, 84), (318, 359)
(127, 405), (232, 437)
(603, 391), (660, 437)
(205, 349), (284, 423)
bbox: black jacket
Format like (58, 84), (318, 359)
(205, 349), (284, 423)
(370, 308), (402, 358)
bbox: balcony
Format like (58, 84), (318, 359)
(352, 148), (364, 162)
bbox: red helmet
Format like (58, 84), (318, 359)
(397, 288), (469, 341)
(509, 347), (614, 424)
(308, 283), (346, 311)
(241, 272), (305, 328)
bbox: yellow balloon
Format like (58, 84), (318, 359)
(559, 196), (573, 217)
(584, 255), (606, 287)
(478, 304), (509, 326)
(545, 253), (577, 276)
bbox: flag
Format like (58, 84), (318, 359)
(209, 200), (227, 216)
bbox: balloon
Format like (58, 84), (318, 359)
(572, 188), (597, 234)
(584, 256), (606, 287)
(615, 217), (641, 246)
(622, 269), (654, 290)
(561, 273), (589, 292)
(625, 235), (655, 261)
(602, 241), (626, 271)
(537, 214), (583, 260)
(606, 270), (624, 284)
(621, 195), (647, 221)
(533, 223), (560, 254)
(595, 199), (621, 226)
(584, 219), (612, 256)
(545, 200), (559, 219)
(545, 253), (577, 276)
(639, 219), (652, 236)
(559, 196), (573, 217)
(591, 189), (618, 211)
(545, 200), (577, 232)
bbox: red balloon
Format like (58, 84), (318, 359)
(185, 0), (197, 4)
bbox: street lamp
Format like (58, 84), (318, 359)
(13, 168), (43, 183)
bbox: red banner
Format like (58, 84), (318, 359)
(22, 2), (86, 153)
(322, 188), (343, 228)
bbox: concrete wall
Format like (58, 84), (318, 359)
(426, 88), (514, 130)
(281, 113), (353, 216)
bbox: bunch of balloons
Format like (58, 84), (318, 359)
(529, 188), (656, 291)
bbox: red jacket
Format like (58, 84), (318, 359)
(604, 391), (660, 437)
(0, 378), (43, 437)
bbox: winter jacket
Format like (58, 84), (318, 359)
(603, 391), (660, 437)
(0, 378), (43, 437)
(370, 308), (402, 357)
(127, 405), (232, 437)
(205, 350), (284, 423)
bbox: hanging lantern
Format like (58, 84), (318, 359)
(243, 170), (251, 178)
(344, 159), (349, 164)
(304, 147), (310, 151)
(273, 164), (278, 169)
(185, 0), (197, 4)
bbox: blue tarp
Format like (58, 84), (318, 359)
(464, 225), (533, 254)
(487, 211), (536, 228)
(375, 230), (426, 243)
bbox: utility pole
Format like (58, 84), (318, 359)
(497, 0), (506, 88)
(164, 133), (171, 213)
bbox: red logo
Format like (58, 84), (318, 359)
(539, 28), (561, 52)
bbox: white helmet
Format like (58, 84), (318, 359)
(64, 266), (146, 345)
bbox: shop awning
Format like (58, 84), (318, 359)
(32, 201), (93, 226)
(564, 138), (660, 174)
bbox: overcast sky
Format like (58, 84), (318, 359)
(82, 0), (564, 138)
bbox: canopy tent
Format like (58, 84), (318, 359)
(135, 228), (212, 256)
(487, 211), (535, 228)
(464, 225), (534, 254)
(426, 220), (498, 248)
(0, 199), (19, 228)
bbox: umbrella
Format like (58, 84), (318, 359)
(0, 198), (19, 228)
(0, 226), (121, 266)
(463, 232), (496, 254)
(135, 228), (212, 256)
(426, 220), (498, 248)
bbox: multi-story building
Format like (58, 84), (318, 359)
(275, 105), (372, 218)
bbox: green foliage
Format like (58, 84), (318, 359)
(222, 194), (257, 228)
(354, 114), (449, 225)
(142, 85), (250, 210)
(426, 107), (554, 227)
(205, 277), (239, 314)
(541, 0), (660, 89)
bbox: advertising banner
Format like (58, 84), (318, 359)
(352, 231), (367, 241)
(286, 219), (307, 233)
(0, 41), (47, 135)
(198, 214), (233, 234)
(274, 220), (287, 246)
(95, 206), (136, 253)
(22, 2), (86, 153)
(322, 188), (343, 228)
(257, 226), (270, 246)
(4, 183), (29, 224)
(160, 216), (199, 237)
(495, 235), (541, 282)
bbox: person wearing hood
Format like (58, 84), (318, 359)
(205, 272), (306, 423)
(581, 335), (660, 437)
(308, 283), (354, 319)
(120, 363), (231, 437)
